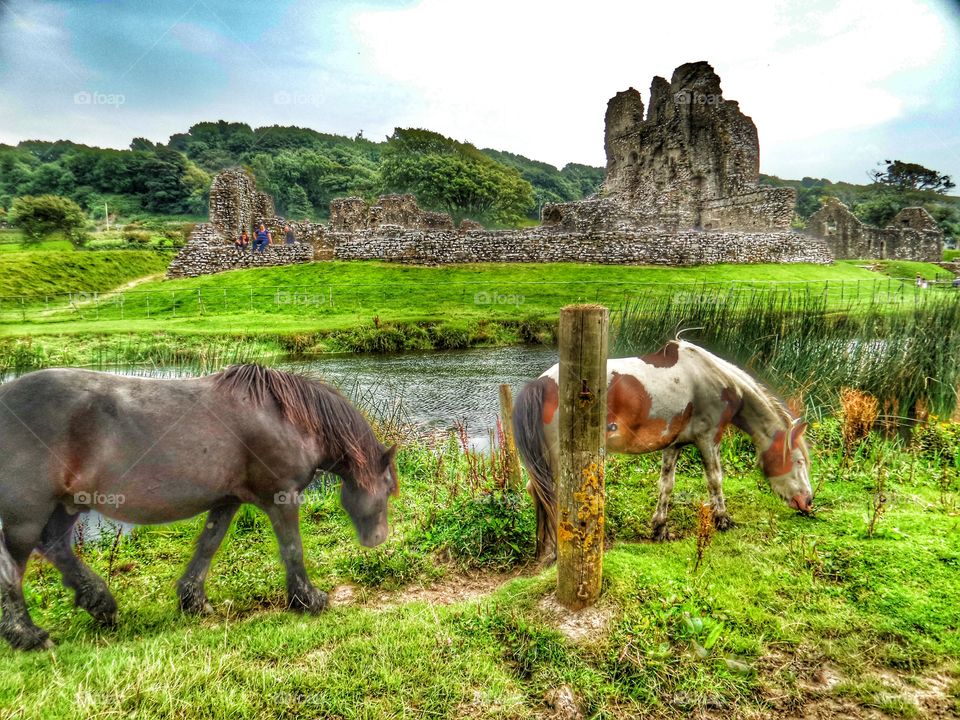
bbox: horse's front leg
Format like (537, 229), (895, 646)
(651, 446), (681, 542)
(261, 501), (327, 614)
(696, 441), (735, 531)
(177, 499), (240, 614)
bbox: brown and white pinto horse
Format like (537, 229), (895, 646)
(513, 340), (812, 556)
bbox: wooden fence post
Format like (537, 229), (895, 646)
(556, 304), (609, 610)
(498, 384), (523, 491)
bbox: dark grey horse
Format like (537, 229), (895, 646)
(0, 364), (398, 650)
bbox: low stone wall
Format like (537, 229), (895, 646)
(166, 223), (315, 278)
(329, 227), (832, 266)
(700, 188), (795, 231)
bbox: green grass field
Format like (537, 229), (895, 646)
(1, 418), (957, 719)
(0, 250), (172, 298)
(0, 259), (920, 333)
(1, 256), (952, 366)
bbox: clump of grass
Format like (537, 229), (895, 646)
(840, 388), (879, 459)
(913, 418), (960, 463)
(335, 545), (439, 589)
(417, 423), (536, 569)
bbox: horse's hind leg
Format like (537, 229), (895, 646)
(0, 528), (51, 650)
(39, 505), (117, 626)
(651, 446), (681, 542)
(697, 441), (735, 531)
(177, 499), (240, 615)
(262, 502), (327, 614)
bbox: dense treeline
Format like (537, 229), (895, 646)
(0, 122), (602, 227)
(0, 141), (210, 217)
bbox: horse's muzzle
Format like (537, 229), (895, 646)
(790, 493), (814, 514)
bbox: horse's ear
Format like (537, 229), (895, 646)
(382, 444), (398, 469)
(791, 422), (808, 445)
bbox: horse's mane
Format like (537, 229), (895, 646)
(215, 364), (379, 485)
(680, 341), (797, 429)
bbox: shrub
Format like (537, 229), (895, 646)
(420, 489), (536, 569)
(9, 194), (87, 244)
(913, 420), (960, 463)
(840, 388), (879, 455)
(122, 226), (152, 245)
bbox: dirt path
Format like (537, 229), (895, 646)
(35, 272), (164, 317)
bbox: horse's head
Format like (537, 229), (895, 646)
(761, 421), (813, 514)
(340, 444), (399, 547)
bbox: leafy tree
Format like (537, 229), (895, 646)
(560, 163), (605, 197)
(381, 129), (534, 226)
(871, 160), (954, 194)
(852, 192), (907, 227)
(286, 184), (313, 219)
(9, 194), (87, 245)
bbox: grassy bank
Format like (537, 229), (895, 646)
(0, 319), (556, 373)
(1, 414), (958, 719)
(0, 250), (172, 298)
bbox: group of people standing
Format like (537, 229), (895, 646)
(234, 224), (298, 254)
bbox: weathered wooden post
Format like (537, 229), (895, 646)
(556, 304), (609, 610)
(498, 384), (523, 491)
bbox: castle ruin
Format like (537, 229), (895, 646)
(167, 60), (942, 278)
(543, 61), (796, 234)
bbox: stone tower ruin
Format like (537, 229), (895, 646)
(544, 61), (796, 233)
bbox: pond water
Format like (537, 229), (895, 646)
(285, 345), (559, 441)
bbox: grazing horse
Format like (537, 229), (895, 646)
(513, 340), (812, 557)
(0, 365), (398, 650)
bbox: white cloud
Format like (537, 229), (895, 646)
(351, 0), (958, 179)
(1, 0), (956, 185)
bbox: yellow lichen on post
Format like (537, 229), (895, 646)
(556, 304), (609, 610)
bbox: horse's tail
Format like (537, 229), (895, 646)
(512, 377), (556, 558)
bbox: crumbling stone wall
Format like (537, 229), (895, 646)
(807, 197), (942, 261)
(209, 169), (276, 240)
(889, 207), (940, 232)
(329, 227), (831, 266)
(169, 169), (316, 278)
(330, 194), (458, 232)
(166, 223), (314, 278)
(700, 188), (796, 231)
(547, 61), (795, 232)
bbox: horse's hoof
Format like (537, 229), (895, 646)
(1, 622), (52, 651)
(714, 515), (736, 532)
(179, 595), (214, 616)
(651, 524), (672, 542)
(79, 589), (119, 625)
(178, 587), (214, 616)
(289, 587), (328, 615)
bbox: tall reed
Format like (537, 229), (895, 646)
(612, 285), (960, 419)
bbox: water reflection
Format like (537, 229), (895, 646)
(285, 345), (558, 442)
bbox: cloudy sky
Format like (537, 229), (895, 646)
(0, 0), (958, 185)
